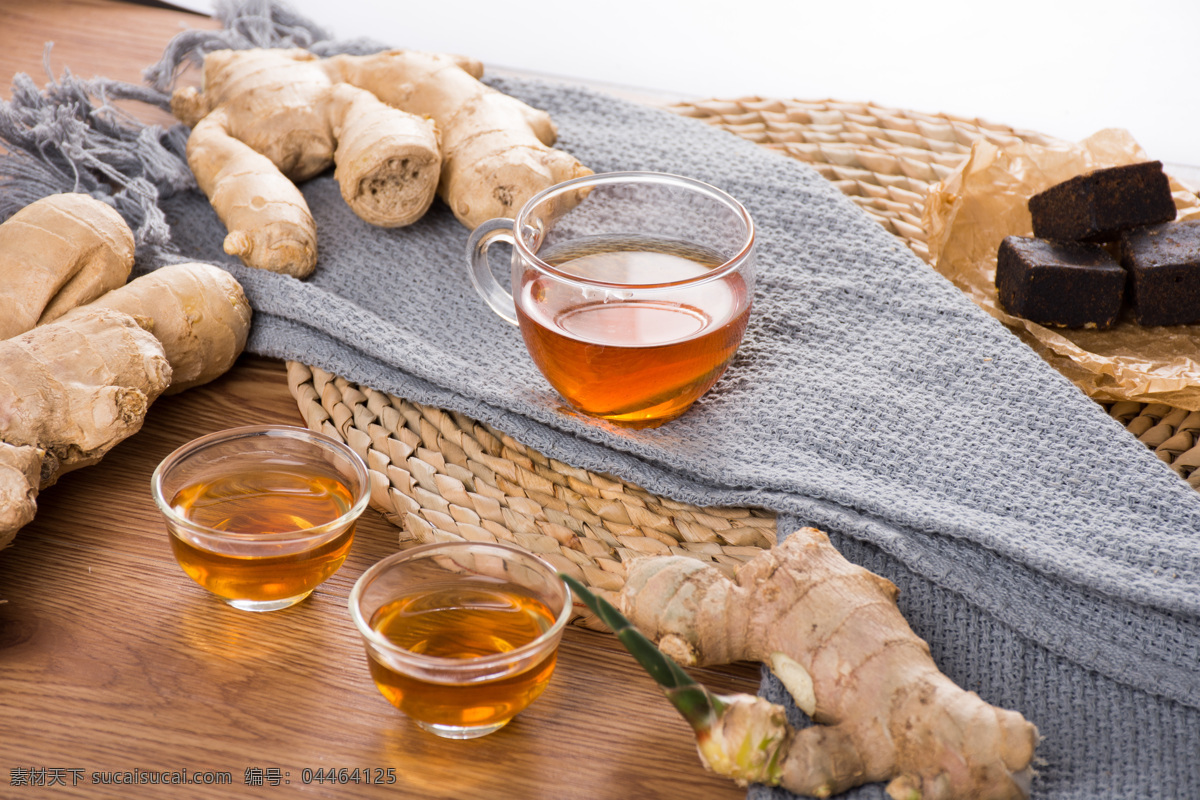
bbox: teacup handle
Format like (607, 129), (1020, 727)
(467, 218), (519, 326)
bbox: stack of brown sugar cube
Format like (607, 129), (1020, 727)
(996, 161), (1200, 328)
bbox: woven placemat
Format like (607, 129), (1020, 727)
(286, 97), (1199, 590)
(286, 362), (777, 607)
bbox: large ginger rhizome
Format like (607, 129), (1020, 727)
(172, 48), (592, 277)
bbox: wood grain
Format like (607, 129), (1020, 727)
(0, 3), (759, 798)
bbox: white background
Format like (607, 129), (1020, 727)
(168, 0), (1198, 170)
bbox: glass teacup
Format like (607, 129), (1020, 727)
(349, 541), (572, 739)
(151, 425), (370, 612)
(467, 171), (756, 428)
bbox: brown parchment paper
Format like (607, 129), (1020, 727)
(924, 128), (1200, 410)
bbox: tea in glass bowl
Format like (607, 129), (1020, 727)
(467, 171), (756, 428)
(151, 425), (370, 612)
(518, 234), (752, 425)
(349, 542), (572, 739)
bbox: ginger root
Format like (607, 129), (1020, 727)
(173, 47), (442, 276)
(0, 192), (252, 550)
(185, 104), (321, 278)
(0, 193), (134, 339)
(58, 262), (252, 394)
(0, 444), (42, 551)
(1, 306), (172, 487)
(619, 528), (1038, 800)
(171, 47), (590, 274)
(0, 261), (253, 549)
(0, 307), (171, 550)
(326, 82), (443, 228)
(323, 50), (593, 229)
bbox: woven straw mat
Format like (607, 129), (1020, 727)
(286, 98), (1200, 609)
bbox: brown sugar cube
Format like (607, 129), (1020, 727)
(1117, 220), (1200, 326)
(1028, 161), (1176, 242)
(996, 236), (1125, 329)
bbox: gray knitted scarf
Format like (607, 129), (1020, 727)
(2, 3), (1197, 797)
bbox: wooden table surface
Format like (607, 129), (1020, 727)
(0, 2), (760, 797)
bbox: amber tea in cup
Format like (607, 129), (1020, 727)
(349, 542), (572, 739)
(468, 172), (756, 428)
(152, 425), (370, 612)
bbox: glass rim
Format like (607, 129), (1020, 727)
(150, 424), (371, 543)
(349, 540), (574, 671)
(512, 170), (756, 291)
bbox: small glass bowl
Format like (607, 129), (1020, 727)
(349, 541), (572, 739)
(151, 425), (370, 612)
